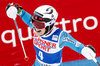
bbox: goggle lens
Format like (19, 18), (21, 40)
(31, 17), (45, 29)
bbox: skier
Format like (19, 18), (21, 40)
(6, 3), (96, 66)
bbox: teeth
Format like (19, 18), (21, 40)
(37, 30), (41, 32)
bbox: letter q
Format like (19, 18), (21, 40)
(1, 30), (16, 47)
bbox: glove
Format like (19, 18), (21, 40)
(81, 45), (96, 60)
(6, 3), (22, 20)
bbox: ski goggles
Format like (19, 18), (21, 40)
(31, 16), (45, 29)
(31, 15), (52, 29)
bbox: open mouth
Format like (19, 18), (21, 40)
(36, 30), (41, 32)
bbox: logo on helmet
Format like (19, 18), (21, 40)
(46, 7), (53, 14)
(45, 7), (54, 19)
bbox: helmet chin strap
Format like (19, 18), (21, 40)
(44, 23), (54, 36)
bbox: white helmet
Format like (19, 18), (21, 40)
(32, 5), (58, 34)
(34, 5), (58, 26)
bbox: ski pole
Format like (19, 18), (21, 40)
(92, 57), (100, 66)
(14, 19), (28, 61)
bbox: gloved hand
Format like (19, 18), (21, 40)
(6, 3), (22, 20)
(81, 45), (96, 60)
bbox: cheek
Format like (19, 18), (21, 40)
(41, 29), (46, 33)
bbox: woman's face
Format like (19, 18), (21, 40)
(34, 26), (46, 36)
(32, 21), (46, 36)
(31, 16), (47, 36)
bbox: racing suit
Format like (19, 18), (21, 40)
(20, 9), (84, 66)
